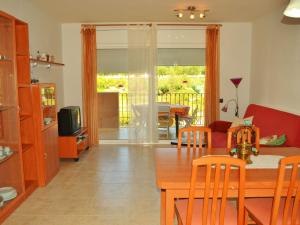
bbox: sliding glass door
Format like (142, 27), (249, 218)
(96, 26), (206, 143)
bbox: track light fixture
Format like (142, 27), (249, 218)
(174, 6), (208, 20)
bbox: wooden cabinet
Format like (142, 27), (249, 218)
(32, 83), (59, 186)
(0, 11), (61, 223)
(43, 124), (59, 181)
(15, 18), (39, 195)
(0, 11), (28, 223)
(58, 127), (89, 161)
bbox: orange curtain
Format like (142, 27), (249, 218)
(204, 25), (220, 126)
(81, 25), (98, 146)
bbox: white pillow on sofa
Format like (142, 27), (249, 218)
(230, 116), (253, 128)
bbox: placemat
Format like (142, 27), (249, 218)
(202, 155), (284, 169)
(246, 155), (284, 169)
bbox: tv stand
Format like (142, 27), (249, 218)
(58, 127), (89, 161)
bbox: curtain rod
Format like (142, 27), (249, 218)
(82, 23), (222, 27)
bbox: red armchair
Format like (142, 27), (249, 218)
(209, 104), (300, 148)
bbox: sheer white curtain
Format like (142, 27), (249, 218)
(127, 24), (158, 144)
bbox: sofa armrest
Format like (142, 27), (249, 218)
(208, 120), (232, 133)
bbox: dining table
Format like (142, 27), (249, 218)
(136, 103), (190, 137)
(158, 103), (190, 137)
(155, 146), (300, 225)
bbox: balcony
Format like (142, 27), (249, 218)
(98, 92), (204, 130)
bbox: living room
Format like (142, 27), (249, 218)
(0, 0), (300, 224)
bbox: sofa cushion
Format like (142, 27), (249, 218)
(244, 104), (300, 147)
(211, 131), (227, 148)
(230, 116), (253, 128)
(260, 134), (287, 146)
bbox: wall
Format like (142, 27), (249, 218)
(61, 23), (252, 121)
(0, 0), (64, 108)
(220, 23), (252, 121)
(250, 7), (300, 115)
(61, 24), (82, 110)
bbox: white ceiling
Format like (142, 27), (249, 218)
(30, 0), (288, 23)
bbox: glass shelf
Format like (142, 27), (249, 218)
(30, 58), (64, 69)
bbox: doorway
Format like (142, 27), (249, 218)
(96, 27), (206, 142)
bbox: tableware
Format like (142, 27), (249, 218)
(0, 149), (4, 157)
(0, 187), (17, 202)
(44, 117), (52, 125)
(3, 146), (11, 155)
(0, 196), (4, 208)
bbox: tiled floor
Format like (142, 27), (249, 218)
(99, 127), (178, 141)
(4, 144), (170, 225)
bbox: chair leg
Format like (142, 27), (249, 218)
(244, 209), (248, 225)
(175, 206), (183, 225)
(244, 209), (256, 225)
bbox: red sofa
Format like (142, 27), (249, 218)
(209, 104), (300, 148)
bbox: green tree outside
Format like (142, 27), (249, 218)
(97, 66), (205, 126)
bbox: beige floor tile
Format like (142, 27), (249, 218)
(3, 144), (171, 225)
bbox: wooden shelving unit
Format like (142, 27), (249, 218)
(0, 11), (25, 223)
(32, 83), (59, 186)
(15, 18), (39, 196)
(0, 10), (63, 223)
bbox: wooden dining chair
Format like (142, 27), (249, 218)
(175, 156), (246, 225)
(177, 126), (211, 151)
(158, 105), (171, 138)
(244, 155), (300, 225)
(227, 125), (260, 153)
(179, 106), (199, 127)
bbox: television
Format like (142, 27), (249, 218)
(58, 106), (81, 136)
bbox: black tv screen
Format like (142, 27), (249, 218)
(58, 106), (81, 135)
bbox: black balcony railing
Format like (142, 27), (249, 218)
(118, 92), (204, 127)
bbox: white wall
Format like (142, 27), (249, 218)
(61, 24), (83, 110)
(0, 0), (64, 108)
(61, 23), (252, 121)
(220, 23), (252, 121)
(250, 7), (300, 115)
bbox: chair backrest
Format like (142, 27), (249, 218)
(270, 155), (300, 225)
(158, 105), (170, 114)
(158, 105), (170, 128)
(131, 104), (139, 117)
(186, 156), (246, 225)
(192, 106), (198, 115)
(178, 126), (211, 151)
(227, 126), (260, 152)
(191, 106), (199, 123)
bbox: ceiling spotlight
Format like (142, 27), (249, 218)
(174, 6), (209, 20)
(177, 12), (183, 18)
(199, 11), (206, 19)
(189, 13), (195, 20)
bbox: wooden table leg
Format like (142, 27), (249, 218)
(175, 114), (179, 138)
(166, 190), (175, 225)
(160, 190), (166, 225)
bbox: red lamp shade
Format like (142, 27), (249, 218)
(230, 78), (242, 88)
